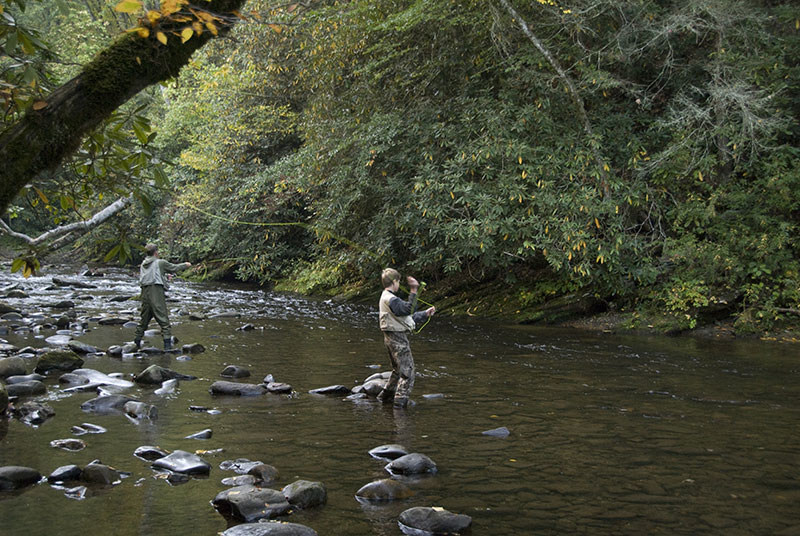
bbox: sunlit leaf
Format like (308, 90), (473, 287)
(181, 27), (194, 43)
(115, 0), (143, 13)
(156, 31), (168, 45)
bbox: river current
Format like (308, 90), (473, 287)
(0, 266), (798, 535)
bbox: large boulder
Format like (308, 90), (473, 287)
(210, 381), (266, 397)
(398, 507), (472, 535)
(151, 450), (211, 475)
(355, 478), (414, 502)
(0, 466), (41, 490)
(0, 357), (26, 378)
(385, 453), (438, 476)
(212, 485), (291, 522)
(34, 350), (83, 375)
(221, 522), (318, 536)
(282, 479), (327, 509)
(134, 364), (196, 384)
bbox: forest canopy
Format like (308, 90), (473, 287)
(1, 0), (799, 334)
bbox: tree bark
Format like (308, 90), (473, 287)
(0, 0), (247, 216)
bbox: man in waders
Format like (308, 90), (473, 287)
(377, 268), (435, 408)
(134, 243), (191, 351)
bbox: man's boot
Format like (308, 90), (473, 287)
(163, 338), (172, 351)
(133, 338), (141, 349)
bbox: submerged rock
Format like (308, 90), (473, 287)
(50, 438), (87, 451)
(210, 381), (266, 397)
(398, 506), (472, 535)
(212, 485), (291, 522)
(221, 522), (318, 536)
(151, 450), (211, 475)
(0, 383), (7, 415)
(355, 478), (415, 502)
(0, 466), (41, 490)
(219, 459), (265, 474)
(71, 423), (107, 435)
(282, 479), (327, 509)
(482, 426), (511, 437)
(385, 453), (438, 476)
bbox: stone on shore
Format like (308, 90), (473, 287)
(210, 381), (266, 397)
(212, 485), (291, 522)
(221, 522), (318, 536)
(282, 479), (327, 509)
(0, 466), (41, 490)
(398, 506), (472, 535)
(34, 350), (84, 375)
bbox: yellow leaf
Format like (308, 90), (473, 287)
(115, 0), (142, 13)
(136, 27), (149, 38)
(206, 22), (218, 36)
(603, 163), (610, 172)
(518, 156), (522, 165)
(521, 170), (527, 179)
(147, 10), (161, 24)
(181, 27), (193, 43)
(269, 24), (283, 33)
(595, 217), (600, 229)
(450, 191), (454, 199)
(698, 170), (704, 182)
(136, 56), (142, 64)
(156, 31), (168, 45)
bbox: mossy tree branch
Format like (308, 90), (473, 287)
(0, 0), (247, 216)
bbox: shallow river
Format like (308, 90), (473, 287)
(1, 267), (799, 535)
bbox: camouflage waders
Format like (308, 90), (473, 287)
(381, 330), (415, 405)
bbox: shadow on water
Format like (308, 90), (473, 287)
(1, 266), (799, 535)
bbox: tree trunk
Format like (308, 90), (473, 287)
(0, 0), (247, 216)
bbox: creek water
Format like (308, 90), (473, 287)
(0, 266), (798, 536)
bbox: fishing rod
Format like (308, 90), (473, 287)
(184, 204), (436, 333)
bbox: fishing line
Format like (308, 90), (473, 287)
(183, 204), (435, 333)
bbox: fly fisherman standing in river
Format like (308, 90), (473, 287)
(134, 243), (191, 351)
(377, 268), (436, 408)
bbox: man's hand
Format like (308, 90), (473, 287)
(425, 306), (436, 317)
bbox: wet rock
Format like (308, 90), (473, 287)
(221, 365), (251, 378)
(134, 445), (170, 461)
(5, 290), (27, 298)
(221, 522), (318, 536)
(151, 450), (211, 475)
(222, 475), (258, 487)
(48, 464), (83, 483)
(369, 444), (409, 460)
(134, 364), (196, 384)
(181, 343), (205, 354)
(346, 392), (368, 400)
(422, 393), (444, 399)
(71, 423), (107, 435)
(185, 428), (212, 440)
(0, 466), (41, 490)
(188, 314), (205, 321)
(364, 371), (391, 383)
(0, 383), (6, 415)
(282, 479), (327, 509)
(67, 340), (101, 354)
(360, 379), (387, 397)
(6, 380), (46, 397)
(0, 356), (26, 378)
(97, 317), (130, 326)
(13, 401), (55, 425)
(308, 384), (351, 396)
(35, 350), (84, 375)
(49, 300), (75, 309)
(62, 485), (89, 500)
(482, 426), (510, 437)
(385, 453), (438, 476)
(52, 277), (96, 289)
(220, 459), (265, 474)
(210, 381), (266, 397)
(81, 463), (120, 485)
(248, 463), (279, 485)
(62, 368), (135, 392)
(265, 382), (292, 394)
(212, 485), (291, 522)
(59, 372), (91, 386)
(398, 506), (472, 535)
(124, 401), (158, 420)
(0, 302), (21, 314)
(80, 394), (137, 414)
(236, 323), (255, 331)
(6, 373), (45, 384)
(154, 379), (178, 395)
(50, 438), (87, 451)
(355, 478), (415, 502)
(107, 295), (131, 302)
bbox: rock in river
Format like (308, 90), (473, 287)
(385, 453), (438, 476)
(369, 444), (409, 460)
(48, 464), (83, 483)
(355, 478), (414, 502)
(212, 485), (291, 522)
(151, 450), (211, 475)
(134, 364), (196, 384)
(0, 466), (41, 490)
(124, 401), (158, 421)
(185, 428), (212, 440)
(80, 394), (137, 415)
(6, 380), (46, 397)
(398, 506), (472, 535)
(0, 357), (27, 378)
(220, 365), (251, 378)
(13, 401), (55, 426)
(81, 463), (121, 485)
(210, 381), (266, 397)
(67, 340), (101, 355)
(308, 384), (351, 396)
(282, 479), (327, 509)
(221, 522), (318, 536)
(133, 445), (170, 461)
(34, 350), (84, 375)
(50, 438), (87, 451)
